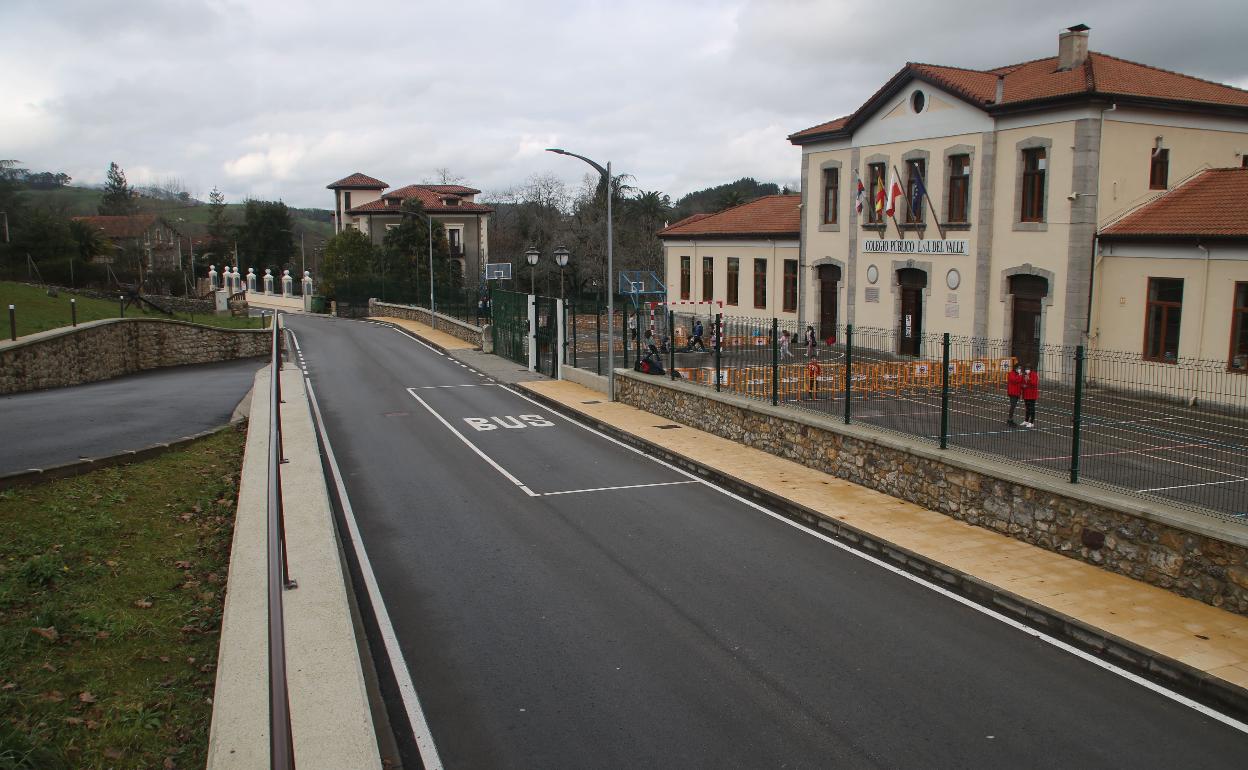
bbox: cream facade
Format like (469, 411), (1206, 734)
(1093, 241), (1248, 366)
(662, 239), (800, 322)
(791, 28), (1248, 369)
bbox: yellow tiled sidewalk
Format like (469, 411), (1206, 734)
(372, 316), (475, 350)
(519, 378), (1248, 692)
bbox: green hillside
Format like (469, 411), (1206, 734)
(21, 187), (334, 242)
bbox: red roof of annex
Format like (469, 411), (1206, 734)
(327, 173), (388, 189)
(791, 52), (1248, 143)
(348, 184), (493, 214)
(1100, 168), (1248, 239)
(658, 195), (800, 239)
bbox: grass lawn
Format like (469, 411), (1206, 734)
(0, 427), (245, 769)
(1, 281), (266, 338)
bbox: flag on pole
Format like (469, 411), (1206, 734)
(874, 173), (887, 218)
(855, 173), (865, 215)
(910, 172), (926, 221)
(885, 167), (905, 218)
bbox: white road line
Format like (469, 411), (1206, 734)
(304, 378), (444, 769)
(409, 384), (500, 390)
(500, 385), (1248, 735)
(539, 480), (697, 497)
(289, 330), (302, 352)
(388, 326), (445, 356)
(405, 388), (538, 497)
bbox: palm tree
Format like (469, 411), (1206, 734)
(715, 188), (749, 211)
(69, 219), (110, 261)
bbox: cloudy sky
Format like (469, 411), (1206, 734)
(4, 0), (1246, 209)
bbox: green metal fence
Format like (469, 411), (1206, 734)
(491, 289), (528, 366)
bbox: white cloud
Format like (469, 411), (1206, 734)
(2, 0), (1245, 207)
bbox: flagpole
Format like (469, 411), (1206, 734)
(890, 165), (909, 240)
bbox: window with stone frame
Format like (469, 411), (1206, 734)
(1020, 148), (1046, 222)
(726, 258), (739, 306)
(947, 154), (971, 223)
(702, 257), (714, 302)
(753, 258), (767, 309)
(680, 256), (690, 300)
(822, 168), (839, 225)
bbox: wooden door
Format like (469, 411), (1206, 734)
(897, 268), (927, 356)
(1011, 297), (1042, 368)
(818, 265), (841, 342)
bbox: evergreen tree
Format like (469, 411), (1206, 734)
(321, 228), (376, 297)
(205, 187), (232, 258)
(98, 162), (138, 216)
(236, 199), (296, 266)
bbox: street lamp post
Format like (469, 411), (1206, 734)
(554, 246), (570, 300)
(525, 247), (540, 294)
(546, 148), (615, 400)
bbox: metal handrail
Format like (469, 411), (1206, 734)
(267, 312), (297, 769)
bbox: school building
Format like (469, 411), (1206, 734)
(665, 25), (1248, 374)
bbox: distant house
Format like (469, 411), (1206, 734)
(327, 173), (493, 286)
(71, 214), (183, 271)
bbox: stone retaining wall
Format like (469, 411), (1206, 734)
(32, 283), (217, 315)
(0, 319), (269, 394)
(368, 299), (483, 347)
(615, 370), (1248, 615)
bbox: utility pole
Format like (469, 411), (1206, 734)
(300, 232), (306, 277)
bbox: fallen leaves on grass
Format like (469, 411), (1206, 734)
(78, 691), (97, 704)
(30, 626), (58, 641)
(135, 598), (154, 609)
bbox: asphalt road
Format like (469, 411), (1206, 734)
(284, 313), (1247, 769)
(0, 359), (263, 476)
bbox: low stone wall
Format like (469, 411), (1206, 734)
(615, 370), (1248, 615)
(368, 299), (483, 347)
(0, 318), (269, 394)
(31, 283), (217, 315)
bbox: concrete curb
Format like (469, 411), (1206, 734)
(369, 318), (454, 354)
(0, 425), (239, 491)
(515, 382), (1248, 721)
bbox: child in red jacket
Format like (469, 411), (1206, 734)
(1006, 364), (1023, 426)
(1021, 366), (1040, 427)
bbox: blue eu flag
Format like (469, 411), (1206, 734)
(910, 174), (926, 219)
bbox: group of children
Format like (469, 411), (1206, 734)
(1006, 363), (1040, 428)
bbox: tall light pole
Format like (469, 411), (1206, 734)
(547, 148), (615, 400)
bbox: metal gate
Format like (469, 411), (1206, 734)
(492, 289), (528, 366)
(534, 295), (558, 377)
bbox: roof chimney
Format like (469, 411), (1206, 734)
(1058, 24), (1090, 71)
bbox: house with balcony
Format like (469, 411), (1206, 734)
(786, 24), (1248, 368)
(327, 173), (493, 285)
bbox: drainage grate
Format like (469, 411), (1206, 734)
(655, 424), (682, 430)
(581, 400), (602, 404)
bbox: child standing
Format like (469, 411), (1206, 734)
(805, 325), (817, 358)
(1006, 364), (1023, 426)
(1021, 366), (1040, 427)
(779, 329), (793, 359)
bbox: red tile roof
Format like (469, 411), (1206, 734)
(790, 52), (1248, 143)
(350, 185), (493, 214)
(658, 195), (800, 239)
(327, 173), (388, 189)
(419, 184), (481, 195)
(71, 214), (159, 240)
(1100, 168), (1248, 239)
